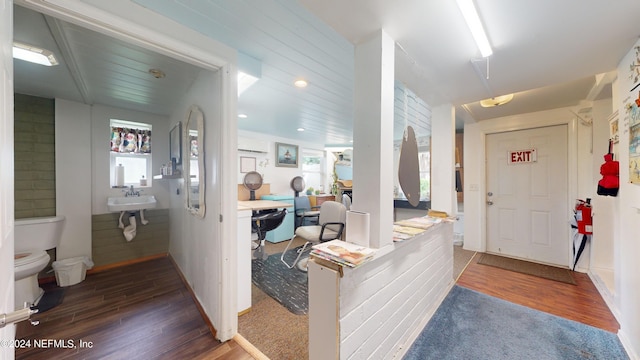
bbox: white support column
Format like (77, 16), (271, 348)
(352, 30), (395, 249)
(430, 104), (457, 215)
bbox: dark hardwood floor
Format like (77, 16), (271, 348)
(15, 257), (253, 360)
(457, 253), (620, 333)
(15, 250), (619, 359)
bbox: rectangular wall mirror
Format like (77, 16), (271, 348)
(170, 122), (182, 165)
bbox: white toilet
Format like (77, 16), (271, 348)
(14, 215), (65, 310)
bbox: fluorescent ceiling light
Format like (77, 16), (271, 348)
(13, 42), (58, 66)
(238, 71), (259, 96)
(480, 94), (514, 107)
(456, 0), (492, 58)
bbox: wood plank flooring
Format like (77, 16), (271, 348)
(15, 250), (619, 359)
(457, 253), (620, 333)
(15, 257), (253, 360)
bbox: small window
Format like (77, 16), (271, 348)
(301, 149), (325, 193)
(110, 119), (152, 187)
(418, 150), (431, 200)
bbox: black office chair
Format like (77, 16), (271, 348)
(251, 208), (287, 260)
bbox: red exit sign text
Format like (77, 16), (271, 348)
(508, 149), (537, 164)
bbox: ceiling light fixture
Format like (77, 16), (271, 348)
(238, 114), (248, 119)
(238, 71), (259, 96)
(297, 128), (305, 132)
(12, 42), (58, 66)
(456, 0), (492, 57)
(148, 68), (166, 79)
(480, 94), (514, 107)
(294, 79), (308, 88)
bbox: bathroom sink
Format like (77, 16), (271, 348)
(107, 195), (157, 212)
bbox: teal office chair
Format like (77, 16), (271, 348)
(281, 201), (346, 271)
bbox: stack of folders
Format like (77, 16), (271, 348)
(311, 239), (376, 268)
(393, 216), (443, 242)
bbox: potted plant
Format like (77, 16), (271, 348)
(306, 187), (314, 196)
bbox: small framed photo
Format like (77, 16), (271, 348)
(240, 156), (256, 173)
(610, 117), (619, 143)
(275, 142), (299, 167)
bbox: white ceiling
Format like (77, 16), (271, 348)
(13, 1), (640, 146)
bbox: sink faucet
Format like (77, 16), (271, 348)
(124, 185), (140, 197)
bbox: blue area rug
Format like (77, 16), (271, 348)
(252, 246), (308, 315)
(404, 285), (628, 360)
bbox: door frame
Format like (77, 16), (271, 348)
(462, 108), (579, 267)
(12, 0), (239, 340)
(485, 124), (570, 266)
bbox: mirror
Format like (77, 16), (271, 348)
(169, 122), (182, 166)
(184, 105), (205, 218)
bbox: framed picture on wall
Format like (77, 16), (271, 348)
(275, 142), (298, 167)
(240, 156), (256, 173)
(610, 117), (619, 143)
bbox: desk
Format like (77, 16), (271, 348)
(309, 194), (335, 207)
(237, 199), (293, 314)
(238, 199), (293, 211)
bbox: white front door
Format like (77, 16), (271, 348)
(486, 125), (569, 266)
(0, 0), (15, 356)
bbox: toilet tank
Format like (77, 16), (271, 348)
(14, 216), (65, 252)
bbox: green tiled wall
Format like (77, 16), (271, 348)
(92, 209), (170, 267)
(14, 94), (56, 219)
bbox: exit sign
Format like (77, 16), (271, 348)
(508, 148), (537, 164)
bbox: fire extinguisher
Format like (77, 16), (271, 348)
(575, 198), (592, 235)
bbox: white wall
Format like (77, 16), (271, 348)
(55, 99), (92, 259)
(431, 104), (457, 215)
(612, 39), (640, 359)
(168, 68), (228, 337)
(90, 104), (171, 215)
(237, 129), (324, 195)
(309, 223), (453, 359)
(0, 1), (15, 354)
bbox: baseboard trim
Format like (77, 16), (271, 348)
(87, 253), (168, 275)
(233, 333), (269, 360)
(618, 329), (640, 360)
(587, 270), (622, 324)
(238, 307), (251, 317)
(167, 254), (218, 340)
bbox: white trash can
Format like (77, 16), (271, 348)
(52, 256), (94, 287)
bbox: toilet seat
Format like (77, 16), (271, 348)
(15, 250), (49, 267)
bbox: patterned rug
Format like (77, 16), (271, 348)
(252, 246), (309, 315)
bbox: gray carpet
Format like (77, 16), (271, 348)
(404, 285), (628, 360)
(251, 246), (308, 315)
